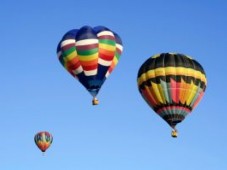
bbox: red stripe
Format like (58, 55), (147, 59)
(98, 35), (115, 40)
(76, 44), (98, 50)
(170, 78), (181, 103)
(157, 106), (191, 114)
(66, 58), (80, 71)
(83, 64), (97, 71)
(116, 48), (122, 54)
(192, 92), (204, 109)
(67, 62), (80, 71)
(62, 43), (75, 51)
(99, 53), (114, 61)
(142, 89), (158, 107)
(107, 63), (114, 74)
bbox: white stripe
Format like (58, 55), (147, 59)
(98, 58), (112, 66)
(61, 39), (75, 47)
(105, 71), (110, 78)
(76, 39), (98, 46)
(116, 44), (123, 51)
(97, 31), (114, 37)
(72, 66), (83, 75)
(84, 69), (97, 76)
(74, 75), (79, 80)
(57, 51), (62, 58)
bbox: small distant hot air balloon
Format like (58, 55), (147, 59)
(34, 131), (53, 153)
(137, 53), (207, 137)
(57, 25), (123, 105)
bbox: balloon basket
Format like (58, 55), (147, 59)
(92, 98), (99, 105)
(171, 129), (178, 138)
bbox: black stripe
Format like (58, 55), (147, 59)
(137, 53), (206, 77)
(138, 75), (207, 91)
(162, 114), (185, 127)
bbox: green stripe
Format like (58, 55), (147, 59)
(62, 47), (75, 58)
(160, 80), (170, 103)
(190, 87), (202, 107)
(99, 39), (116, 46)
(115, 53), (120, 60)
(77, 48), (98, 56)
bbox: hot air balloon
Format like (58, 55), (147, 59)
(137, 53), (207, 137)
(57, 25), (123, 105)
(34, 131), (53, 153)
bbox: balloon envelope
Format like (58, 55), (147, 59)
(34, 131), (53, 152)
(57, 25), (123, 100)
(137, 53), (207, 130)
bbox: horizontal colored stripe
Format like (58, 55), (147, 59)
(72, 65), (83, 75)
(107, 62), (115, 74)
(115, 52), (121, 60)
(99, 43), (116, 51)
(98, 58), (112, 66)
(57, 51), (62, 58)
(63, 51), (77, 61)
(66, 60), (80, 71)
(99, 49), (115, 60)
(77, 48), (98, 56)
(98, 35), (115, 41)
(99, 53), (114, 61)
(97, 31), (114, 37)
(80, 59), (97, 66)
(82, 64), (97, 71)
(84, 69), (97, 76)
(99, 39), (116, 46)
(138, 67), (207, 86)
(112, 57), (118, 65)
(62, 47), (76, 58)
(116, 44), (123, 52)
(105, 71), (110, 78)
(76, 44), (98, 50)
(78, 53), (98, 61)
(61, 39), (75, 47)
(157, 106), (191, 114)
(76, 39), (98, 46)
(61, 43), (75, 51)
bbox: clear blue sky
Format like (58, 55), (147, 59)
(0, 0), (226, 169)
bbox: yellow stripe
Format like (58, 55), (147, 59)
(138, 73), (147, 87)
(78, 53), (98, 61)
(158, 83), (167, 104)
(99, 43), (116, 51)
(113, 56), (118, 65)
(64, 51), (77, 62)
(138, 67), (207, 85)
(151, 54), (160, 58)
(145, 85), (158, 105)
(186, 82), (198, 105)
(150, 82), (164, 104)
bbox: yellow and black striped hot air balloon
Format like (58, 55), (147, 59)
(137, 53), (207, 137)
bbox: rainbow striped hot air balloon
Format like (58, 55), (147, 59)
(57, 26), (123, 105)
(137, 53), (207, 137)
(34, 131), (53, 153)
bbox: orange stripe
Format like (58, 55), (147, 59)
(99, 48), (115, 56)
(66, 58), (80, 70)
(80, 59), (98, 66)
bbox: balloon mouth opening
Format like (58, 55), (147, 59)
(88, 89), (100, 97)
